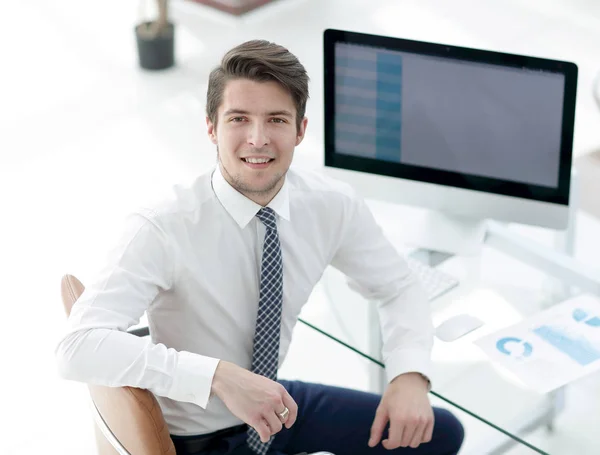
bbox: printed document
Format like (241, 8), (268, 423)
(475, 294), (600, 393)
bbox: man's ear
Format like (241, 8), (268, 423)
(206, 117), (218, 145)
(295, 117), (309, 146)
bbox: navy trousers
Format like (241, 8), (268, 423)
(181, 380), (464, 455)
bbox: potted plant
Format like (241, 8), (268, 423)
(135, 0), (175, 70)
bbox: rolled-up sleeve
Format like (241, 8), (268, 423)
(330, 195), (434, 385)
(55, 210), (219, 408)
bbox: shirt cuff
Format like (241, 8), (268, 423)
(384, 348), (433, 390)
(168, 351), (220, 408)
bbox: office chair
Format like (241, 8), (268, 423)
(60, 274), (176, 455)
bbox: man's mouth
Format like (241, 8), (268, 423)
(241, 157), (275, 169)
(241, 157), (274, 164)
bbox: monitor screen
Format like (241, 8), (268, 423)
(324, 29), (578, 205)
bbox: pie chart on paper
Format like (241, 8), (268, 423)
(496, 337), (533, 359)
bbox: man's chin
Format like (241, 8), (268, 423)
(235, 176), (283, 196)
(239, 183), (278, 195)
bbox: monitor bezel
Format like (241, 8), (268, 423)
(323, 28), (578, 206)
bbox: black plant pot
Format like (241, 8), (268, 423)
(135, 21), (175, 70)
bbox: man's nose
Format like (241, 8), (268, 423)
(248, 123), (269, 147)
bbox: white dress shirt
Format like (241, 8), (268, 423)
(55, 165), (433, 436)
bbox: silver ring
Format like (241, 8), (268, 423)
(277, 407), (289, 421)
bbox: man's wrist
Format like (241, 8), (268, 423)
(391, 372), (430, 390)
(169, 352), (220, 408)
(210, 360), (227, 398)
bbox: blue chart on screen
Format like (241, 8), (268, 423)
(496, 337), (533, 358)
(335, 45), (403, 163)
(532, 311), (600, 366)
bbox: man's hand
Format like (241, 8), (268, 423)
(211, 361), (298, 443)
(369, 372), (434, 449)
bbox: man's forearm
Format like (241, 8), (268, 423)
(56, 327), (219, 408)
(378, 278), (434, 384)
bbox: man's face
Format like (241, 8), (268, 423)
(207, 79), (307, 202)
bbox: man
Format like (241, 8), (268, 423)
(56, 40), (464, 455)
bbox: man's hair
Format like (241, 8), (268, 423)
(206, 40), (310, 132)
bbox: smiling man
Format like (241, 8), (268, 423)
(207, 76), (304, 206)
(56, 40), (464, 455)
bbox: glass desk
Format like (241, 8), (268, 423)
(295, 227), (600, 455)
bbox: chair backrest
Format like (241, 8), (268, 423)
(60, 274), (176, 455)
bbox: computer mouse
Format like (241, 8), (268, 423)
(435, 314), (484, 342)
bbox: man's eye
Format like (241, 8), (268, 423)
(270, 118), (286, 123)
(230, 117), (246, 122)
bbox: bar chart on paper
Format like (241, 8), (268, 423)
(533, 308), (600, 366)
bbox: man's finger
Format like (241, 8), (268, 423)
(399, 418), (417, 448)
(282, 391), (298, 428)
(254, 419), (271, 443)
(409, 420), (427, 448)
(423, 417), (434, 443)
(382, 415), (404, 450)
(369, 407), (388, 447)
(264, 409), (283, 437)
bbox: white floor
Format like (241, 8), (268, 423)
(2, 0), (600, 454)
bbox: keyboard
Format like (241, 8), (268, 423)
(405, 256), (460, 302)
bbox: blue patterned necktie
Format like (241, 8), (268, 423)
(247, 207), (284, 455)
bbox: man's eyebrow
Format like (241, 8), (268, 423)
(222, 109), (294, 117)
(223, 109), (251, 116)
(266, 110), (293, 117)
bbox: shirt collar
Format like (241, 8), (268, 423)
(212, 165), (291, 229)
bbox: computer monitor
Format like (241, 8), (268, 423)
(323, 29), (578, 252)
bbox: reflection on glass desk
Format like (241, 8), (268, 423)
(298, 241), (600, 455)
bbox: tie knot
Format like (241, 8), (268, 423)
(256, 207), (277, 231)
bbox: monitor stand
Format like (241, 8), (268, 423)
(401, 209), (488, 257)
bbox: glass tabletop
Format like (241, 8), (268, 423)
(297, 226), (600, 455)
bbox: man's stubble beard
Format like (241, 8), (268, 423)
(217, 147), (286, 197)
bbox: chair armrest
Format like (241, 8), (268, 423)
(85, 325), (149, 453)
(60, 275), (175, 454)
(85, 325), (150, 454)
(89, 394), (131, 455)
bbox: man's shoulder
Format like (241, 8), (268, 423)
(287, 166), (357, 202)
(132, 169), (215, 223)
